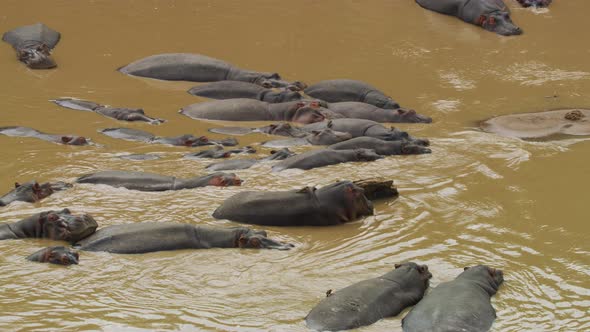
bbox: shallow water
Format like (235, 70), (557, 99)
(1, 1), (589, 331)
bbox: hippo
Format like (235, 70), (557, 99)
(272, 148), (382, 172)
(213, 181), (374, 226)
(183, 146), (256, 159)
(208, 122), (310, 138)
(415, 0), (522, 36)
(352, 179), (399, 201)
(2, 23), (60, 69)
(327, 102), (432, 123)
(305, 79), (400, 109)
(76, 171), (241, 191)
(188, 81), (304, 103)
(0, 126), (89, 145)
(99, 127), (237, 147)
(0, 209), (98, 242)
(180, 99), (327, 124)
(517, 0), (552, 7)
(206, 148), (295, 171)
(0, 180), (71, 207)
(402, 265), (504, 332)
(305, 262), (432, 331)
(118, 154), (161, 161)
(329, 137), (432, 155)
(118, 53), (303, 89)
(27, 246), (79, 265)
(262, 129), (352, 148)
(51, 98), (164, 125)
(480, 109), (590, 139)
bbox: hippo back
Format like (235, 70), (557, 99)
(76, 170), (175, 191)
(188, 81), (266, 99)
(180, 99), (271, 121)
(305, 79), (375, 103)
(119, 53), (232, 81)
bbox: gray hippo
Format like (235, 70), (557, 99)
(272, 148), (382, 172)
(180, 99), (327, 124)
(415, 0), (522, 36)
(118, 154), (161, 161)
(183, 146), (256, 159)
(0, 181), (71, 207)
(206, 148), (295, 171)
(213, 181), (374, 226)
(0, 126), (89, 145)
(329, 137), (432, 155)
(262, 129), (352, 148)
(27, 246), (80, 265)
(209, 122), (312, 138)
(51, 98), (164, 125)
(402, 265), (504, 332)
(188, 81), (304, 103)
(305, 79), (400, 109)
(76, 171), (241, 191)
(2, 23), (60, 69)
(327, 102), (432, 123)
(118, 53), (302, 89)
(305, 262), (432, 331)
(517, 0), (551, 7)
(99, 127), (237, 147)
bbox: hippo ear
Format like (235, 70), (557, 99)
(32, 182), (41, 194)
(327, 120), (333, 128)
(395, 263), (402, 269)
(14, 182), (21, 188)
(311, 130), (321, 136)
(464, 267), (470, 271)
(61, 136), (73, 143)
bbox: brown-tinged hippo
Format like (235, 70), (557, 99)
(261, 128), (352, 148)
(0, 126), (89, 145)
(517, 0), (551, 7)
(99, 127), (237, 147)
(305, 262), (432, 331)
(329, 137), (432, 155)
(118, 53), (303, 89)
(304, 79), (400, 109)
(183, 146), (256, 159)
(188, 81), (304, 103)
(327, 102), (432, 123)
(206, 148), (295, 171)
(402, 265), (504, 332)
(52, 98), (164, 125)
(0, 180), (71, 207)
(481, 109), (590, 139)
(272, 148), (382, 172)
(27, 246), (79, 265)
(0, 209), (98, 242)
(2, 23), (60, 69)
(76, 171), (241, 191)
(415, 0), (522, 36)
(213, 181), (374, 226)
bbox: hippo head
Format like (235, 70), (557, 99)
(355, 148), (383, 162)
(476, 3), (522, 36)
(265, 148), (295, 161)
(292, 107), (326, 124)
(208, 173), (242, 187)
(516, 0), (552, 7)
(286, 81), (308, 92)
(36, 209), (98, 243)
(307, 129), (352, 145)
(27, 246), (79, 265)
(394, 262), (433, 289)
(180, 135), (209, 147)
(460, 265), (504, 295)
(235, 228), (294, 250)
(60, 136), (88, 145)
(395, 108), (433, 123)
(317, 181), (374, 222)
(17, 43), (56, 69)
(400, 142), (432, 155)
(12, 181), (72, 203)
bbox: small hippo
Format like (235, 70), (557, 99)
(415, 0), (522, 36)
(305, 79), (400, 109)
(188, 81), (304, 103)
(183, 146), (256, 159)
(27, 246), (79, 265)
(262, 129), (352, 148)
(402, 265), (504, 332)
(305, 262), (432, 331)
(51, 98), (164, 125)
(99, 127), (237, 147)
(273, 148), (382, 172)
(206, 148), (295, 171)
(327, 102), (432, 123)
(0, 126), (89, 145)
(329, 137), (431, 155)
(0, 181), (71, 207)
(517, 0), (552, 8)
(2, 23), (60, 69)
(213, 181), (374, 226)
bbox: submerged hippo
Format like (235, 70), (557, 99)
(402, 265), (504, 332)
(415, 0), (522, 36)
(262, 128), (352, 148)
(0, 181), (71, 207)
(180, 99), (326, 124)
(213, 181), (374, 226)
(2, 23), (60, 69)
(272, 148), (382, 172)
(0, 126), (89, 145)
(517, 0), (551, 7)
(206, 148), (295, 171)
(118, 53), (302, 89)
(188, 81), (304, 103)
(481, 109), (590, 139)
(99, 127), (237, 147)
(329, 137), (432, 155)
(27, 246), (79, 265)
(305, 79), (400, 109)
(328, 102), (432, 123)
(52, 98), (164, 125)
(76, 171), (241, 191)
(305, 262), (432, 331)
(183, 146), (256, 159)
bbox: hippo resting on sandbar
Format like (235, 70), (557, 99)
(328, 102), (432, 123)
(262, 128), (352, 148)
(206, 148), (294, 171)
(188, 81), (304, 103)
(0, 126), (89, 145)
(305, 79), (400, 109)
(213, 181), (374, 226)
(272, 148), (382, 172)
(118, 53), (303, 89)
(76, 171), (241, 191)
(99, 127), (237, 147)
(180, 99), (327, 124)
(402, 265), (504, 332)
(415, 0), (522, 36)
(481, 109), (590, 139)
(329, 137), (431, 155)
(52, 98), (164, 125)
(305, 262), (432, 331)
(2, 23), (60, 69)
(516, 0), (551, 8)
(0, 181), (71, 207)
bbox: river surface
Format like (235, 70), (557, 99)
(1, 1), (589, 331)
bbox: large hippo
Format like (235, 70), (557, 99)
(327, 102), (432, 123)
(262, 128), (352, 148)
(272, 148), (382, 172)
(183, 146), (256, 159)
(213, 181), (374, 226)
(118, 53), (301, 89)
(305, 262), (432, 331)
(188, 81), (304, 103)
(402, 265), (504, 332)
(0, 126), (89, 145)
(180, 99), (327, 124)
(76, 171), (241, 191)
(99, 127), (237, 147)
(415, 0), (522, 36)
(206, 148), (295, 171)
(305, 79), (400, 109)
(517, 0), (551, 7)
(0, 209), (98, 242)
(52, 98), (164, 125)
(0, 180), (71, 207)
(329, 137), (432, 155)
(2, 23), (60, 69)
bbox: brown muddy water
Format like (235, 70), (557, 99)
(1, 1), (589, 331)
